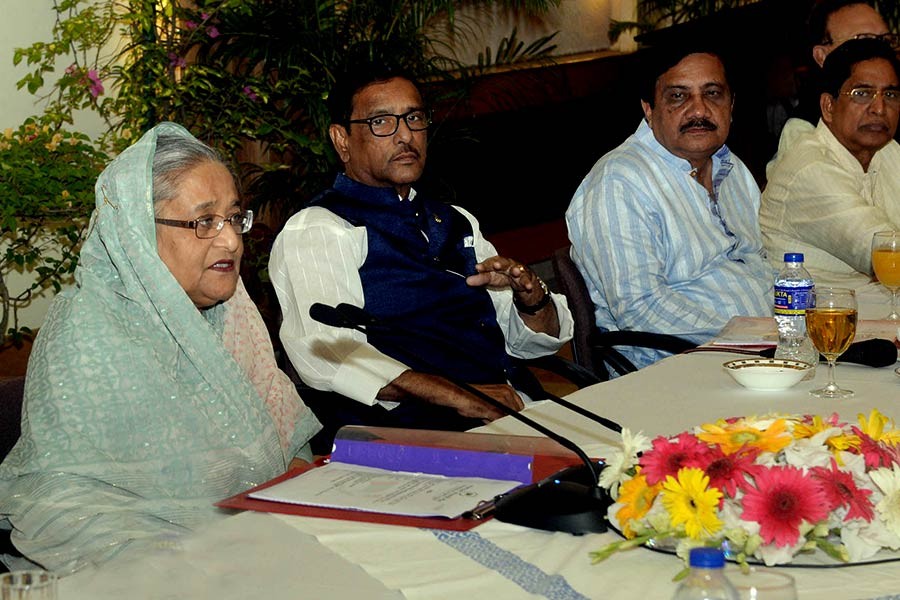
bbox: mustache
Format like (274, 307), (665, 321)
(680, 119), (717, 133)
(392, 144), (420, 159)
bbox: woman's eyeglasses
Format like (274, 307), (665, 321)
(155, 210), (254, 239)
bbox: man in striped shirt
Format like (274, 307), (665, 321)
(566, 43), (773, 372)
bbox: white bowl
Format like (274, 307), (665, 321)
(723, 358), (813, 391)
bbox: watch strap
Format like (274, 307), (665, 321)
(513, 279), (552, 315)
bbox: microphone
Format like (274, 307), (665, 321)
(333, 304), (623, 433)
(759, 338), (898, 367)
(309, 302), (355, 329)
(309, 302), (614, 534)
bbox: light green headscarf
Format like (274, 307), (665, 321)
(0, 122), (320, 574)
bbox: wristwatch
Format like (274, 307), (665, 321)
(513, 278), (552, 315)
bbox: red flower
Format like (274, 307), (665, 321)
(810, 459), (874, 522)
(640, 433), (713, 485)
(853, 428), (899, 469)
(699, 446), (761, 499)
(742, 465), (829, 547)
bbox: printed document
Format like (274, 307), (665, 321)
(248, 462), (521, 518)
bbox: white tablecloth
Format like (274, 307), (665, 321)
(60, 325), (900, 599)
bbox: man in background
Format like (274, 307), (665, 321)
(791, 0), (894, 126)
(565, 43), (772, 372)
(760, 38), (900, 288)
(270, 62), (572, 452)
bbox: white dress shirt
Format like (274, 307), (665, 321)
(269, 196), (573, 407)
(760, 118), (900, 288)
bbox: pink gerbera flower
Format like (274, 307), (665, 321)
(640, 433), (713, 485)
(700, 445), (761, 499)
(741, 465), (829, 547)
(810, 459), (874, 522)
(854, 429), (899, 469)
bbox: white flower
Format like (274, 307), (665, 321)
(869, 463), (900, 538)
(598, 428), (650, 499)
(782, 427), (841, 469)
(841, 517), (900, 562)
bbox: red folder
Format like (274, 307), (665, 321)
(216, 426), (584, 531)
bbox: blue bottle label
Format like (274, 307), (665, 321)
(774, 285), (813, 315)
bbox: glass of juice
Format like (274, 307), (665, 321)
(872, 230), (900, 321)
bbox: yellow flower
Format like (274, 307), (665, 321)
(858, 409), (900, 446)
(697, 418), (792, 455)
(793, 415), (859, 455)
(61, 190), (70, 199)
(3, 128), (12, 139)
(615, 470), (660, 539)
(661, 467), (722, 540)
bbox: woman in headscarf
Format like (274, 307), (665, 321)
(0, 122), (321, 574)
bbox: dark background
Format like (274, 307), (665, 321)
(421, 0), (816, 260)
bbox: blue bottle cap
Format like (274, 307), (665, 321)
(689, 547), (725, 568)
(784, 253), (804, 263)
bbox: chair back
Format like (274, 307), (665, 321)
(551, 246), (699, 380)
(550, 246), (605, 377)
(0, 376), (25, 461)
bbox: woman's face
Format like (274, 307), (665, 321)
(155, 161), (243, 308)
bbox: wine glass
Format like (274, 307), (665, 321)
(726, 567), (797, 600)
(872, 231), (900, 320)
(805, 287), (858, 399)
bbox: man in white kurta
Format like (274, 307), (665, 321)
(760, 38), (900, 288)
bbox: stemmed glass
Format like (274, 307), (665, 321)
(872, 231), (900, 320)
(727, 567), (797, 600)
(805, 287), (858, 399)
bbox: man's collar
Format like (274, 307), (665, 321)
(635, 119), (733, 177)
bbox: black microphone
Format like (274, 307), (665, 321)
(309, 302), (614, 535)
(309, 302), (355, 329)
(335, 303), (624, 434)
(759, 338), (898, 367)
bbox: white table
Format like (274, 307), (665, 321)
(61, 337), (900, 599)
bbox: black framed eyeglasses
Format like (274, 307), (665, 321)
(155, 210), (254, 239)
(823, 32), (900, 48)
(347, 109), (431, 137)
(840, 87), (900, 107)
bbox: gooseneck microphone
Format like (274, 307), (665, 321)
(308, 302), (615, 534)
(333, 302), (623, 434)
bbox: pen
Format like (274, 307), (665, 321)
(464, 497), (498, 520)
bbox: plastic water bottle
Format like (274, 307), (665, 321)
(672, 547), (739, 600)
(773, 253), (818, 368)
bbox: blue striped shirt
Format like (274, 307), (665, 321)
(565, 120), (774, 371)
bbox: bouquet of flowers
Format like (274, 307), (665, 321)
(590, 410), (900, 569)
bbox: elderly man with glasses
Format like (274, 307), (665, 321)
(789, 0), (895, 128)
(268, 61), (572, 453)
(760, 38), (900, 288)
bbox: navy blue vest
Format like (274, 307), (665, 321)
(312, 174), (526, 387)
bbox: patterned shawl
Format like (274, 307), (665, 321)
(0, 122), (320, 574)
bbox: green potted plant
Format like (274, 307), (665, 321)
(15, 0), (560, 223)
(0, 116), (107, 348)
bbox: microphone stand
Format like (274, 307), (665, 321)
(334, 303), (623, 434)
(310, 302), (613, 534)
